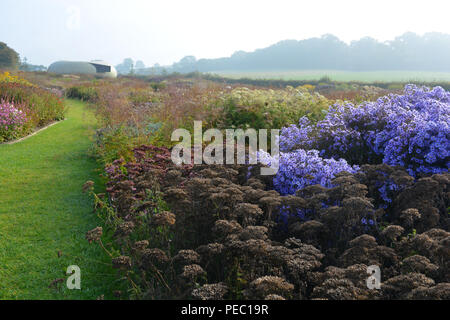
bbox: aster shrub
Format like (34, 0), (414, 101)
(279, 85), (449, 177)
(260, 149), (358, 196)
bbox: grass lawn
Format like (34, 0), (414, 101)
(0, 99), (120, 299)
(211, 70), (450, 82)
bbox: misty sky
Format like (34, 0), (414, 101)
(1, 0), (450, 67)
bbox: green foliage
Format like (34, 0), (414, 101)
(149, 81), (166, 91)
(66, 85), (99, 102)
(91, 122), (165, 165)
(319, 75), (332, 83)
(211, 86), (330, 130)
(128, 88), (159, 105)
(91, 126), (137, 165)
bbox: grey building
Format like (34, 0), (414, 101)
(48, 60), (117, 78)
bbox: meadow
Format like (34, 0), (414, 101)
(1, 71), (449, 300)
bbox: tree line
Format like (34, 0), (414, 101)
(167, 32), (450, 73)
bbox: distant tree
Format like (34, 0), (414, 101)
(172, 55), (197, 72)
(19, 56), (29, 71)
(135, 60), (145, 69)
(116, 58), (134, 74)
(0, 42), (20, 69)
(349, 37), (392, 70)
(148, 63), (163, 75)
(123, 58), (134, 69)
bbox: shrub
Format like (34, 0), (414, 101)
(128, 88), (159, 106)
(279, 85), (450, 176)
(260, 149), (358, 196)
(149, 81), (166, 91)
(211, 86), (329, 130)
(92, 126), (142, 165)
(66, 85), (99, 102)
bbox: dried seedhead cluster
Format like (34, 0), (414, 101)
(88, 145), (449, 300)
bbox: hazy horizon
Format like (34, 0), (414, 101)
(2, 0), (450, 67)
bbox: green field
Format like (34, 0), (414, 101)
(211, 70), (450, 82)
(0, 100), (118, 299)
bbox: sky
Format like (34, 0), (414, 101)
(1, 0), (450, 67)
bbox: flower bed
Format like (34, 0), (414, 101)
(0, 72), (65, 142)
(86, 147), (449, 300)
(85, 84), (449, 300)
(0, 100), (27, 142)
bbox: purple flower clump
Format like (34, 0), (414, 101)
(0, 100), (27, 142)
(279, 85), (450, 177)
(260, 149), (358, 196)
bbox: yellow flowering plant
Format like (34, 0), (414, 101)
(0, 72), (34, 87)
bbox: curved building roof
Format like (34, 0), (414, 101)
(48, 60), (117, 78)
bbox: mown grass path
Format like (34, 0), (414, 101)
(0, 99), (117, 299)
